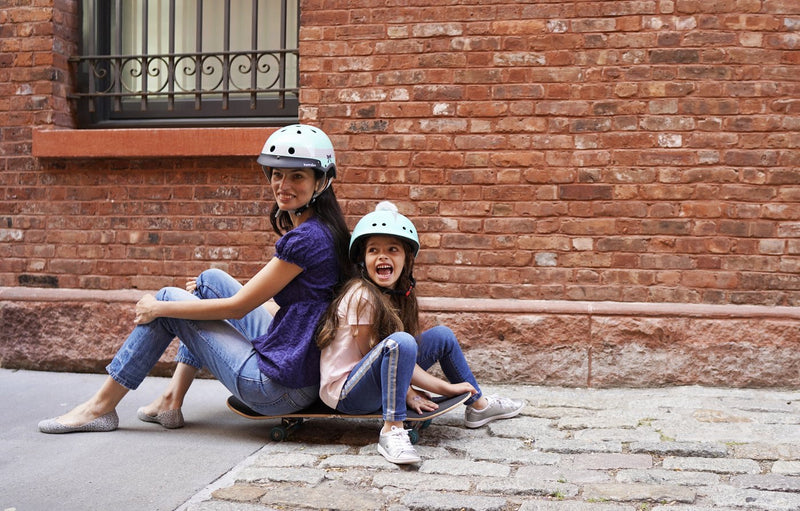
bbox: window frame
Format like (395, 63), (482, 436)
(71, 0), (300, 128)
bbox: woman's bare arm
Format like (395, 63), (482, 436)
(134, 257), (302, 324)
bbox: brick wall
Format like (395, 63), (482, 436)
(1, 0), (800, 307)
(299, 0), (800, 306)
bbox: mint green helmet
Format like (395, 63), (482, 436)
(349, 202), (420, 262)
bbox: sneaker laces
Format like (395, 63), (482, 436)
(486, 394), (517, 409)
(384, 426), (416, 454)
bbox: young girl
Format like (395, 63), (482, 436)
(316, 202), (524, 464)
(39, 124), (352, 433)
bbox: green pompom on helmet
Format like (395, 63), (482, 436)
(349, 201), (420, 262)
(257, 124), (336, 177)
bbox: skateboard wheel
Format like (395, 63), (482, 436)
(270, 426), (287, 442)
(408, 429), (419, 445)
(420, 419), (432, 430)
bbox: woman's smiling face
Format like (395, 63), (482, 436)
(269, 167), (318, 211)
(364, 235), (406, 289)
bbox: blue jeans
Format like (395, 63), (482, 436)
(335, 325), (483, 421)
(105, 268), (318, 415)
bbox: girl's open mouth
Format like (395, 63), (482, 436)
(376, 264), (393, 278)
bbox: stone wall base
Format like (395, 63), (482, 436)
(1, 287), (798, 388)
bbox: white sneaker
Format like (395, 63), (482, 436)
(464, 394), (525, 428)
(377, 426), (421, 464)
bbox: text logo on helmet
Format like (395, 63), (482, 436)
(257, 124), (336, 177)
(349, 201), (420, 262)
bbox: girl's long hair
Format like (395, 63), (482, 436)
(269, 178), (355, 289)
(317, 239), (419, 350)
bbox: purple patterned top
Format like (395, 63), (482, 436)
(251, 216), (340, 388)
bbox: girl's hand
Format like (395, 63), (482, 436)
(185, 278), (198, 293)
(134, 294), (160, 325)
(447, 382), (478, 397)
(407, 388), (438, 414)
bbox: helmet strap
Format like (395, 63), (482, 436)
(381, 275), (416, 297)
(291, 205), (309, 217)
(361, 266), (415, 297)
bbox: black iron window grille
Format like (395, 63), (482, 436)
(71, 0), (299, 128)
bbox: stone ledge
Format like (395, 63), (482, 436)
(0, 287), (148, 302)
(420, 297), (800, 320)
(3, 287), (798, 319)
(1, 287), (798, 388)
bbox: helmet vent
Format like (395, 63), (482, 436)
(288, 147), (295, 154)
(269, 145), (276, 152)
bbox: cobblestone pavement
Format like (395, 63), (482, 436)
(181, 385), (800, 511)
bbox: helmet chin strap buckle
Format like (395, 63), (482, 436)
(274, 206), (308, 218)
(291, 192), (318, 217)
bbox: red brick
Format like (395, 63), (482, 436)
(650, 49), (700, 64)
(723, 150), (780, 167)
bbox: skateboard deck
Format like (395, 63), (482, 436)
(227, 392), (471, 443)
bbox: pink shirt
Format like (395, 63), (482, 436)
(319, 283), (375, 408)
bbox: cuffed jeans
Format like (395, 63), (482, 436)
(335, 324), (483, 421)
(105, 268), (318, 415)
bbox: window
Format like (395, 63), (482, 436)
(72, 0), (299, 128)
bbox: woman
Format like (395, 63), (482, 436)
(39, 124), (352, 433)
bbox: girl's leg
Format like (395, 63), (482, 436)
(416, 325), (484, 406)
(417, 326), (525, 428)
(336, 332), (417, 429)
(336, 333), (421, 464)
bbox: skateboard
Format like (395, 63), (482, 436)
(227, 391), (471, 443)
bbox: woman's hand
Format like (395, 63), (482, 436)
(406, 388), (438, 414)
(185, 278), (197, 293)
(134, 294), (160, 325)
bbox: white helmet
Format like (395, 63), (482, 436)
(258, 124), (337, 215)
(257, 124), (336, 177)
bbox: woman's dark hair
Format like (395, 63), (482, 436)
(268, 172), (355, 289)
(316, 237), (419, 350)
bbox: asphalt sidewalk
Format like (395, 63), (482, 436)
(1, 368), (267, 511)
(4, 368), (800, 511)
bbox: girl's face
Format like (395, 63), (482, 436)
(364, 235), (406, 289)
(269, 167), (318, 211)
